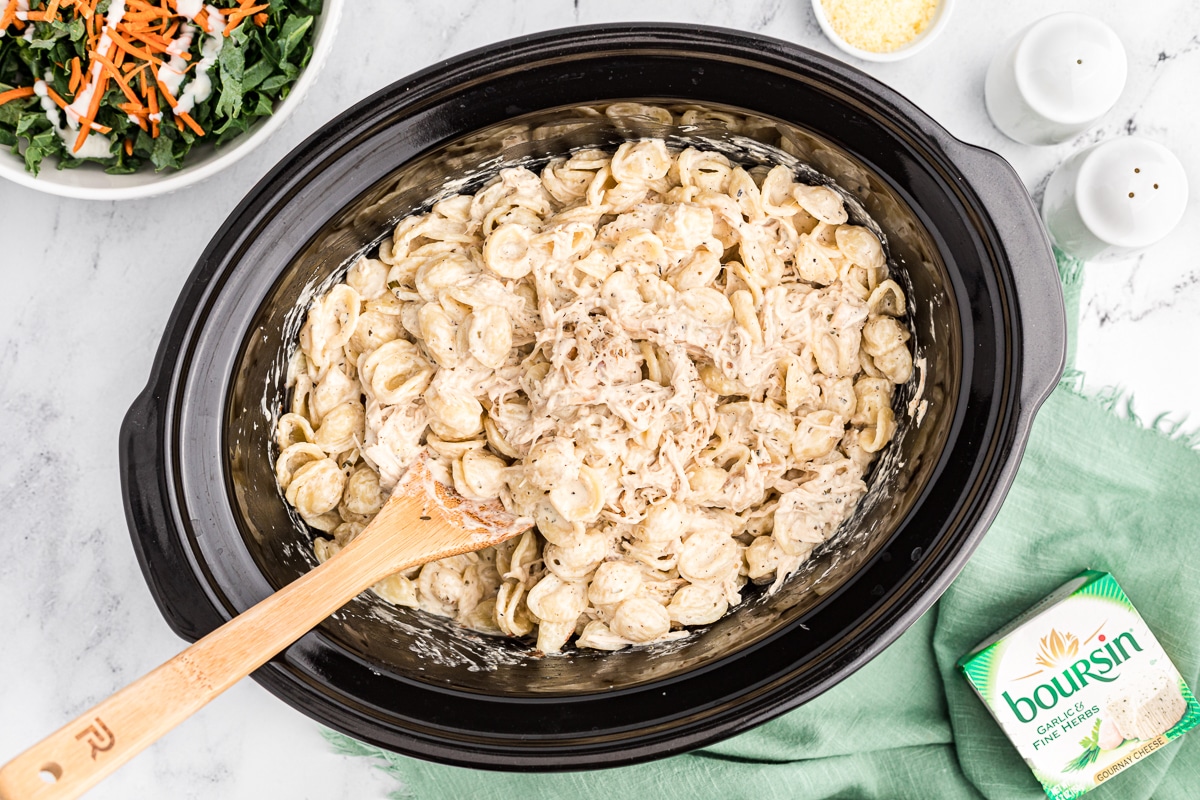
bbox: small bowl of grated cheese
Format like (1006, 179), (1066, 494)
(811, 0), (955, 62)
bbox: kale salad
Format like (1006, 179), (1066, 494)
(0, 0), (322, 175)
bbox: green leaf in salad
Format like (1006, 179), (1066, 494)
(24, 128), (59, 175)
(0, 85), (28, 127)
(260, 36), (282, 68)
(241, 58), (275, 93)
(66, 16), (87, 42)
(248, 92), (274, 117)
(213, 114), (250, 143)
(15, 111), (46, 138)
(23, 143), (46, 174)
(278, 15), (313, 65)
(29, 23), (70, 51)
(257, 73), (292, 94)
(150, 128), (184, 171)
(216, 34), (246, 121)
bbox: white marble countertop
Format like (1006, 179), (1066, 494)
(1, 1), (1197, 797)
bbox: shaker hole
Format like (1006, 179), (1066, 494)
(1129, 192), (1135, 198)
(1154, 183), (1160, 189)
(39, 763), (63, 783)
(1076, 58), (1083, 64)
(1134, 167), (1141, 173)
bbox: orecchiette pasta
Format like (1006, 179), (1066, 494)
(279, 139), (913, 653)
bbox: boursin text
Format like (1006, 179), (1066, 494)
(1004, 632), (1143, 723)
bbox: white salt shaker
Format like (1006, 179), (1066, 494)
(985, 13), (1127, 145)
(1042, 137), (1189, 260)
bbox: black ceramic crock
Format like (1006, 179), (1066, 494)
(119, 24), (1066, 770)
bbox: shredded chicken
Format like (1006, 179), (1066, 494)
(276, 140), (913, 653)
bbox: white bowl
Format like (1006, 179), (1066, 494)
(0, 0), (344, 200)
(811, 0), (956, 63)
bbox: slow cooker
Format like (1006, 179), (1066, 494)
(120, 24), (1066, 770)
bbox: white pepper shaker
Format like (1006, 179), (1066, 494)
(1042, 137), (1189, 260)
(985, 13), (1127, 145)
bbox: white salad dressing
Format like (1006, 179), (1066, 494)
(31, 80), (55, 122)
(175, 0), (205, 19)
(175, 30), (224, 116)
(203, 4), (226, 32)
(157, 25), (195, 97)
(63, 129), (113, 159)
(159, 6), (225, 116)
(33, 78), (113, 160)
(60, 0), (126, 157)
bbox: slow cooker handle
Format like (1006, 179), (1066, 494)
(119, 384), (227, 644)
(950, 142), (1067, 429)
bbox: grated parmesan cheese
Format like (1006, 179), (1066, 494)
(820, 0), (939, 54)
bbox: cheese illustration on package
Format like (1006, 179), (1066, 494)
(958, 570), (1199, 800)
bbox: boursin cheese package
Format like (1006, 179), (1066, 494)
(958, 570), (1199, 800)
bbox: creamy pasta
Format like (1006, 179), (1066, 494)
(275, 140), (913, 653)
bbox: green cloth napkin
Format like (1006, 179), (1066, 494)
(325, 253), (1200, 799)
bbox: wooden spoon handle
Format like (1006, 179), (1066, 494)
(0, 459), (529, 800)
(0, 526), (393, 800)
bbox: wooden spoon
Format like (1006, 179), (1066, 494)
(0, 454), (531, 800)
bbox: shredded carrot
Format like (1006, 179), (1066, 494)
(153, 73), (203, 135)
(176, 109), (203, 136)
(91, 49), (141, 106)
(45, 0), (63, 17)
(0, 1), (17, 31)
(126, 0), (170, 16)
(40, 84), (108, 135)
(124, 138), (134, 156)
(72, 118), (112, 134)
(123, 27), (189, 58)
(123, 10), (167, 22)
(253, 12), (266, 26)
(44, 85), (71, 111)
(0, 86), (35, 107)
(154, 75), (179, 109)
(106, 30), (161, 64)
(223, 3), (267, 36)
(69, 57), (83, 94)
(24, 11), (50, 21)
(73, 68), (110, 152)
(122, 27), (168, 47)
(146, 73), (160, 138)
(124, 61), (151, 81)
